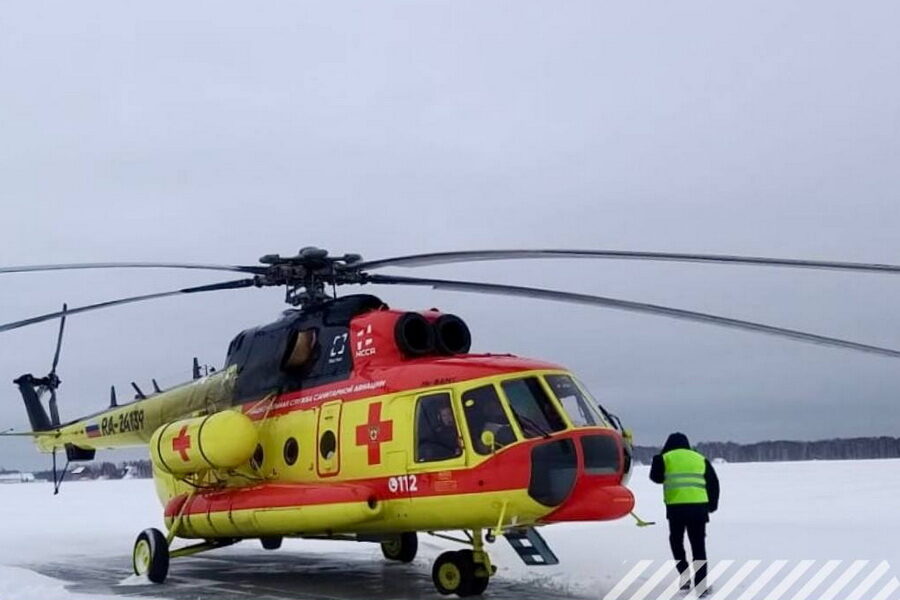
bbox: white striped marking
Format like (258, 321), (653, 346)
(655, 565), (692, 600)
(713, 560), (760, 600)
(792, 560), (841, 600)
(819, 560), (869, 600)
(764, 560), (814, 600)
(736, 560), (788, 600)
(603, 560), (654, 600)
(846, 560), (890, 600)
(871, 577), (900, 600)
(630, 561), (678, 600)
(695, 559), (735, 595)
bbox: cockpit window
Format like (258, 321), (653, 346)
(545, 374), (604, 427)
(462, 385), (516, 455)
(576, 376), (622, 430)
(415, 393), (462, 462)
(500, 377), (567, 438)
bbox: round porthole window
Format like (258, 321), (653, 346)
(319, 431), (336, 460)
(252, 444), (264, 469)
(283, 437), (299, 466)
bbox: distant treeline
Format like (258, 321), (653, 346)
(632, 436), (900, 464)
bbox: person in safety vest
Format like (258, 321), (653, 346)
(650, 432), (720, 594)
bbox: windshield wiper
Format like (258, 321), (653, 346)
(514, 413), (552, 439)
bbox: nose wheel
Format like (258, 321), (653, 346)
(431, 530), (494, 597)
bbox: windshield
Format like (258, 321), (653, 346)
(500, 377), (567, 438)
(545, 374), (608, 427)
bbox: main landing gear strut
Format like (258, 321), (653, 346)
(131, 528), (236, 583)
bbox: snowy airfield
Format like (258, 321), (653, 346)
(1, 460), (899, 600)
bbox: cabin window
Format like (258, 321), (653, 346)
(462, 384), (516, 455)
(319, 430), (337, 460)
(545, 374), (602, 427)
(415, 393), (462, 462)
(283, 437), (299, 466)
(282, 329), (317, 372)
(500, 377), (567, 438)
(251, 444), (264, 469)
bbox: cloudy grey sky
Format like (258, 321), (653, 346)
(2, 1), (900, 469)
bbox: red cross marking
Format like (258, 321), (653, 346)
(172, 425), (192, 462)
(355, 402), (393, 465)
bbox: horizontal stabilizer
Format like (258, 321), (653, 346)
(0, 429), (60, 437)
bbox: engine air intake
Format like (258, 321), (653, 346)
(434, 314), (472, 354)
(394, 312), (435, 356)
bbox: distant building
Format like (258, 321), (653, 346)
(0, 471), (35, 483)
(70, 466), (90, 480)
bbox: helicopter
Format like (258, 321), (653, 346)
(3, 246), (900, 597)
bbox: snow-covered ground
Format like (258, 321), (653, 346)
(1, 460), (898, 599)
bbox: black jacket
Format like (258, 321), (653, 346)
(649, 433), (720, 521)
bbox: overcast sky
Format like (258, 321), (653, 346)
(2, 1), (900, 470)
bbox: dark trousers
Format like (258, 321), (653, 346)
(668, 517), (707, 586)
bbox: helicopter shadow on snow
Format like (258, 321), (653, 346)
(27, 548), (588, 600)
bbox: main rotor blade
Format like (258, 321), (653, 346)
(354, 249), (900, 275)
(50, 303), (67, 374)
(368, 274), (900, 358)
(0, 279), (256, 334)
(0, 262), (266, 276)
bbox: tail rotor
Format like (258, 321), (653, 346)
(44, 303), (67, 427)
(12, 304), (69, 493)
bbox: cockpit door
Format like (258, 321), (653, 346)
(409, 390), (466, 473)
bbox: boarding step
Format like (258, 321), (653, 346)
(503, 527), (559, 566)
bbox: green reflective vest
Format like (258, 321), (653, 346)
(662, 448), (709, 505)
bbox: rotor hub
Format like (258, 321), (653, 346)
(253, 247), (367, 305)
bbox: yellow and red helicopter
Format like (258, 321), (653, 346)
(3, 247), (900, 597)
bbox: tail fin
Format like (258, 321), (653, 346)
(13, 303), (66, 433)
(13, 374), (53, 431)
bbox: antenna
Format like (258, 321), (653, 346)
(131, 382), (146, 399)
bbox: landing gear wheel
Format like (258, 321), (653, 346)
(433, 551), (473, 596)
(133, 528), (169, 584)
(381, 532), (418, 562)
(468, 575), (490, 596)
(457, 550), (490, 595)
(260, 536), (282, 550)
(433, 549), (491, 597)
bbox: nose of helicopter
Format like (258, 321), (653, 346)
(528, 429), (635, 523)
